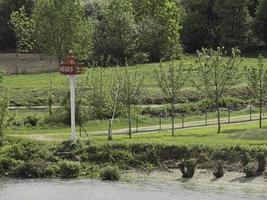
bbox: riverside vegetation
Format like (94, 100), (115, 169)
(0, 139), (266, 181)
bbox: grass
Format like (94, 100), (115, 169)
(2, 56), (267, 106)
(7, 119), (267, 149)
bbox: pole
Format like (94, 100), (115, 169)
(205, 112), (208, 126)
(69, 75), (77, 141)
(182, 114), (185, 128)
(228, 108), (231, 124)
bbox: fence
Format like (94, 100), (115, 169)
(90, 106), (266, 137)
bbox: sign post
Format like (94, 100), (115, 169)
(60, 50), (84, 141)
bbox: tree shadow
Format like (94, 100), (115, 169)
(221, 129), (247, 134)
(210, 177), (220, 182)
(176, 177), (192, 183)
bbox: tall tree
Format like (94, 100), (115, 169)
(246, 55), (267, 129)
(0, 76), (8, 145)
(134, 0), (182, 61)
(195, 47), (242, 133)
(33, 0), (86, 62)
(155, 61), (190, 136)
(254, 0), (267, 46)
(93, 0), (137, 65)
(0, 0), (34, 51)
(214, 0), (251, 50)
(10, 6), (36, 75)
(118, 69), (145, 139)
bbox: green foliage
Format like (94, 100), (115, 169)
(179, 159), (197, 178)
(134, 0), (182, 61)
(100, 165), (120, 181)
(10, 6), (36, 53)
(59, 160), (81, 178)
(33, 0), (86, 61)
(23, 115), (39, 128)
(0, 156), (20, 174)
(93, 0), (137, 65)
(254, 0), (267, 45)
(243, 162), (257, 177)
(155, 61), (190, 136)
(195, 47), (243, 133)
(0, 90), (9, 144)
(212, 160), (224, 178)
(256, 152), (266, 173)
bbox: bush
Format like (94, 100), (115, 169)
(23, 115), (39, 128)
(256, 152), (266, 173)
(212, 160), (224, 178)
(240, 152), (250, 167)
(12, 159), (48, 178)
(244, 162), (257, 178)
(179, 159), (197, 178)
(0, 156), (20, 174)
(59, 160), (81, 178)
(100, 165), (120, 181)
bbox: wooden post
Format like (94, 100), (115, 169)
(205, 112), (208, 126)
(136, 114), (139, 133)
(228, 108), (231, 124)
(159, 116), (162, 131)
(182, 114), (185, 128)
(108, 119), (112, 141)
(250, 105), (252, 121)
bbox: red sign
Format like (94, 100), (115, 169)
(60, 51), (84, 75)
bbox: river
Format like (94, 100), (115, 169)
(0, 178), (266, 200)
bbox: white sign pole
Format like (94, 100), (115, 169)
(69, 75), (77, 141)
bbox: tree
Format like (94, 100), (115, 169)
(33, 0), (87, 62)
(181, 0), (219, 52)
(0, 76), (8, 144)
(93, 0), (137, 65)
(10, 6), (36, 75)
(0, 0), (34, 51)
(118, 69), (145, 139)
(254, 0), (267, 46)
(195, 47), (242, 133)
(246, 55), (267, 129)
(155, 62), (190, 136)
(214, 0), (251, 51)
(134, 0), (182, 61)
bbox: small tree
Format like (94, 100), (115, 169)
(155, 61), (190, 136)
(10, 6), (36, 75)
(195, 47), (242, 133)
(118, 69), (145, 139)
(246, 55), (267, 129)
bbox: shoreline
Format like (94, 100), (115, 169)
(121, 169), (267, 194)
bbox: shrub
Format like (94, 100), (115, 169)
(256, 152), (266, 173)
(12, 159), (48, 178)
(23, 115), (39, 128)
(212, 160), (224, 178)
(244, 162), (257, 178)
(100, 165), (120, 181)
(0, 156), (20, 174)
(179, 159), (197, 178)
(59, 160), (81, 178)
(240, 152), (250, 167)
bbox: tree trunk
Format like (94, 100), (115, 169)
(259, 99), (262, 129)
(128, 104), (132, 139)
(217, 105), (221, 133)
(15, 41), (19, 75)
(171, 101), (175, 137)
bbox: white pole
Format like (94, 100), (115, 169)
(69, 75), (76, 141)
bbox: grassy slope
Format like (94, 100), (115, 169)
(2, 56), (267, 106)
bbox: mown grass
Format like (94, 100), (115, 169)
(2, 56), (267, 106)
(7, 120), (267, 149)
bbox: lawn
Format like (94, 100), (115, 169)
(2, 56), (267, 106)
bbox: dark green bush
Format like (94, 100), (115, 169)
(0, 156), (20, 174)
(244, 162), (257, 178)
(23, 115), (39, 128)
(12, 159), (48, 178)
(256, 152), (266, 173)
(100, 165), (120, 181)
(59, 160), (81, 178)
(179, 159), (197, 178)
(212, 160), (224, 178)
(240, 152), (250, 167)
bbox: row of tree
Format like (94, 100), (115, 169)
(2, 0), (267, 65)
(75, 48), (266, 139)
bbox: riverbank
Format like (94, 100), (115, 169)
(122, 169), (267, 195)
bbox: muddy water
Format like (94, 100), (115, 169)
(0, 178), (266, 200)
